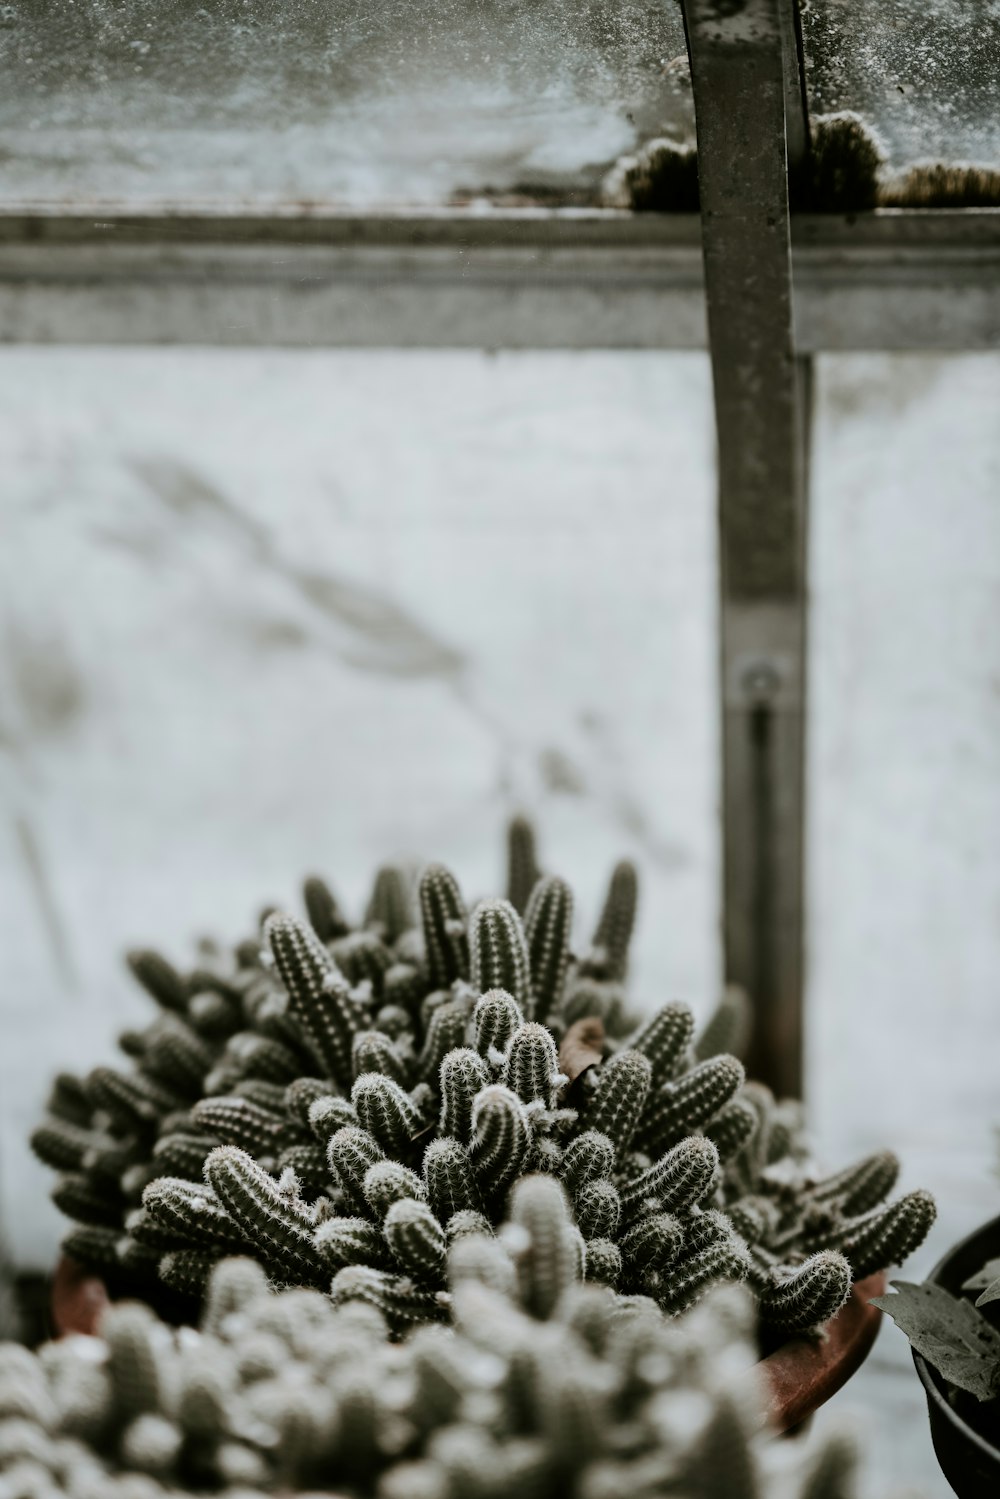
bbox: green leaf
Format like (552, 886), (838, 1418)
(962, 1257), (1000, 1292)
(976, 1277), (1000, 1308)
(962, 1257), (1000, 1293)
(872, 1281), (1000, 1403)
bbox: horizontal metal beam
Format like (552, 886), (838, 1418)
(0, 206), (997, 349)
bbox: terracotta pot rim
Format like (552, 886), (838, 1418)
(754, 1269), (886, 1433)
(50, 1255), (113, 1340)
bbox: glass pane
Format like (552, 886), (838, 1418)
(802, 1), (1000, 179)
(1, 2), (693, 207)
(0, 347), (717, 1262)
(808, 352), (1000, 1497)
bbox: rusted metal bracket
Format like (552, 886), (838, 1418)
(681, 0), (810, 1097)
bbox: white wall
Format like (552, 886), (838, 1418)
(808, 354), (1000, 1498)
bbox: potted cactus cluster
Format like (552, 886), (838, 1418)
(11, 821), (936, 1496)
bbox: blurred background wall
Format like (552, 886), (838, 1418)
(807, 353), (1000, 1495)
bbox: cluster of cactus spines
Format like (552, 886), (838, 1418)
(365, 864), (413, 944)
(505, 814), (542, 916)
(630, 997), (694, 1079)
(640, 1053), (747, 1156)
(33, 820), (934, 1340)
(814, 1188), (938, 1283)
(0, 1206), (862, 1499)
(301, 872), (350, 943)
(581, 1047), (652, 1154)
(523, 875), (574, 1018)
(581, 857), (638, 982)
(694, 982), (752, 1063)
(469, 898), (532, 1017)
(419, 864), (469, 990)
(264, 912), (363, 1091)
(753, 1251), (854, 1334)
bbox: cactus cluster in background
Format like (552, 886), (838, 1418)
(32, 820), (934, 1338)
(0, 1179), (861, 1499)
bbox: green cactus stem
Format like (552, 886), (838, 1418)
(470, 899), (532, 1018)
(506, 815), (543, 915)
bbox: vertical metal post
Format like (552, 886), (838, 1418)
(681, 0), (811, 1097)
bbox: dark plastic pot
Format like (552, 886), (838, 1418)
(913, 1214), (1000, 1498)
(53, 1255), (885, 1434)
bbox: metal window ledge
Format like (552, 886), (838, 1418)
(0, 206), (997, 350)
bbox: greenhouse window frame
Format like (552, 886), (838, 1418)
(0, 205), (997, 350)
